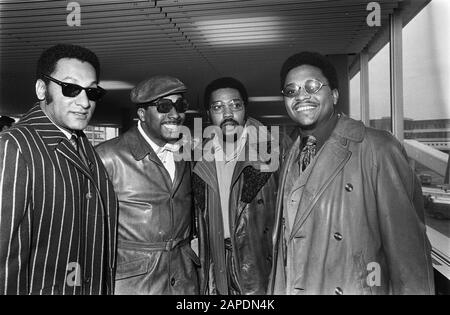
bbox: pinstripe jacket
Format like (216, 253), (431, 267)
(0, 104), (118, 295)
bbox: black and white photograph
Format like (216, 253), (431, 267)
(0, 0), (448, 299)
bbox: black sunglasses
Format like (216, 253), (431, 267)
(41, 73), (106, 101)
(144, 98), (189, 114)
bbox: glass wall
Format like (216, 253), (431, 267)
(402, 1), (450, 265)
(349, 44), (391, 131)
(350, 0), (450, 286)
(84, 125), (119, 146)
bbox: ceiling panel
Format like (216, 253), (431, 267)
(0, 0), (428, 127)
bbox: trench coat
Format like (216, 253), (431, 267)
(268, 115), (434, 295)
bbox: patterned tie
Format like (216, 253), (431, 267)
(70, 134), (90, 169)
(162, 142), (180, 153)
(299, 135), (317, 171)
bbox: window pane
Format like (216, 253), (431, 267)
(349, 45), (391, 131)
(402, 0), (450, 284)
(84, 125), (119, 146)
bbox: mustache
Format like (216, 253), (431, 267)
(161, 118), (182, 125)
(220, 118), (238, 129)
(292, 101), (319, 109)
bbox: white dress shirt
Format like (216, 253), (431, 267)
(138, 121), (176, 182)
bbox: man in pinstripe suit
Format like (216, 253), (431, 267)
(0, 44), (118, 295)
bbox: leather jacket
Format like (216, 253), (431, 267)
(97, 126), (199, 295)
(192, 118), (278, 294)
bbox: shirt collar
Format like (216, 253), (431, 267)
(137, 120), (165, 154)
(299, 110), (339, 151)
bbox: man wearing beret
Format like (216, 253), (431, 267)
(96, 75), (200, 295)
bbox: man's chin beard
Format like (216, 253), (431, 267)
(222, 130), (238, 143)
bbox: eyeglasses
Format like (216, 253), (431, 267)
(146, 98), (189, 114)
(281, 79), (328, 98)
(41, 73), (106, 101)
(209, 99), (244, 113)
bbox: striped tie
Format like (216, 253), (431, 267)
(299, 135), (317, 171)
(70, 134), (90, 169)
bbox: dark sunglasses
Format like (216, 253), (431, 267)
(41, 73), (106, 101)
(281, 79), (328, 98)
(145, 98), (189, 114)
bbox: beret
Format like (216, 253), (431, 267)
(130, 75), (187, 104)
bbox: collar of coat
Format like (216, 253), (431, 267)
(15, 103), (88, 150)
(12, 103), (98, 181)
(331, 113), (365, 143)
(199, 117), (278, 168)
(193, 117), (275, 206)
(123, 125), (162, 162)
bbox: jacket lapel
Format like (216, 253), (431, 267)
(268, 135), (300, 293)
(139, 136), (171, 189)
(127, 126), (173, 190)
(193, 159), (219, 194)
(56, 137), (97, 182)
(276, 136), (301, 212)
(171, 160), (186, 194)
(23, 104), (97, 182)
(288, 115), (365, 240)
(289, 136), (351, 240)
(231, 159), (250, 188)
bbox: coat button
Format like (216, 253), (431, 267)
(335, 287), (343, 295)
(257, 199), (264, 205)
(345, 183), (353, 192)
(170, 277), (176, 286)
(334, 232), (343, 241)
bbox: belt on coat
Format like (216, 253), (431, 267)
(118, 238), (190, 252)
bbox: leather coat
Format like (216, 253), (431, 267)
(96, 126), (199, 295)
(192, 118), (278, 295)
(268, 115), (435, 295)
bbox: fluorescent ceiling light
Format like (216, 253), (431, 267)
(195, 16), (282, 28)
(99, 80), (134, 90)
(258, 115), (288, 118)
(249, 96), (284, 102)
(195, 17), (283, 46)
